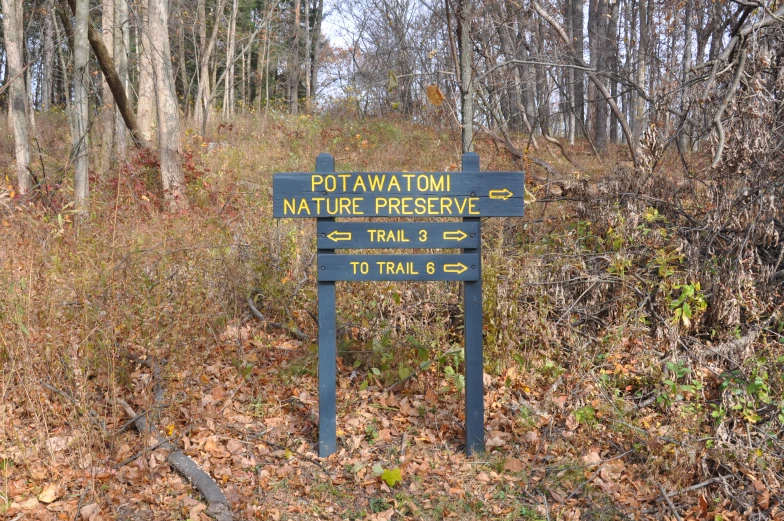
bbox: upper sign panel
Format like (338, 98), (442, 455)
(273, 171), (525, 218)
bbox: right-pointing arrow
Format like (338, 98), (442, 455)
(443, 230), (468, 241)
(489, 188), (513, 200)
(443, 263), (468, 274)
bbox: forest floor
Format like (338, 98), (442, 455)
(1, 111), (782, 520)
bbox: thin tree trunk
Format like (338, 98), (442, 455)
(114, 0), (128, 155)
(456, 0), (473, 153)
(73, 0), (90, 218)
(679, 0), (693, 151)
(2, 0), (33, 193)
(194, 0), (228, 133)
(148, 0), (188, 210)
(223, 0), (238, 119)
(42, 10), (55, 111)
(175, 0), (189, 116)
(634, 0), (648, 141)
(137, 3), (156, 141)
(309, 0), (323, 102)
(102, 0), (116, 164)
(304, 0), (311, 112)
(289, 0), (301, 115)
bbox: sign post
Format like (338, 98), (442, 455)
(273, 153), (524, 457)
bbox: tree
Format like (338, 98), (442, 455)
(148, 0), (188, 210)
(73, 0), (90, 218)
(456, 0), (473, 153)
(2, 0), (33, 194)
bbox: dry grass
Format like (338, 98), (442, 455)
(1, 111), (782, 520)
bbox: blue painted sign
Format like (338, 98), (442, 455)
(273, 171), (525, 217)
(317, 222), (480, 249)
(318, 254), (480, 281)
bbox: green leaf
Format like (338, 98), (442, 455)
(372, 463), (384, 477)
(398, 366), (411, 380)
(381, 467), (402, 487)
(372, 367), (381, 376)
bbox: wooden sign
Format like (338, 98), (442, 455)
(273, 171), (525, 217)
(318, 254), (480, 281)
(317, 222), (480, 249)
(274, 152), (525, 459)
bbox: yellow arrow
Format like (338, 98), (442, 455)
(443, 263), (468, 274)
(327, 231), (352, 242)
(443, 230), (468, 241)
(489, 188), (513, 200)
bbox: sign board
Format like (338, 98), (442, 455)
(318, 254), (480, 281)
(273, 171), (525, 217)
(317, 222), (480, 249)
(272, 152), (524, 458)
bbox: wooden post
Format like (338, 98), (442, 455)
(462, 152), (485, 455)
(316, 152), (337, 457)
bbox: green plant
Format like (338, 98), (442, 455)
(669, 282), (707, 327)
(658, 360), (702, 406)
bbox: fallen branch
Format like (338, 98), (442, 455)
(658, 484), (684, 521)
(247, 293), (309, 342)
(116, 398), (233, 521)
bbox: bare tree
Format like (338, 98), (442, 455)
(456, 0), (473, 153)
(137, 2), (157, 141)
(2, 0), (33, 193)
(148, 0), (188, 210)
(73, 0), (90, 218)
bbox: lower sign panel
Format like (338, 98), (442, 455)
(318, 254), (480, 281)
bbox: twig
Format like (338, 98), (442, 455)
(37, 379), (106, 432)
(112, 437), (171, 470)
(247, 293), (309, 342)
(658, 483), (684, 521)
(658, 475), (734, 500)
(251, 435), (330, 475)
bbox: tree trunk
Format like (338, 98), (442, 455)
(102, 0), (115, 164)
(289, 0), (301, 115)
(303, 0), (311, 112)
(223, 0), (239, 119)
(42, 10), (55, 111)
(456, 0), (473, 153)
(114, 0), (129, 155)
(309, 0), (324, 103)
(570, 0), (585, 135)
(679, 0), (693, 151)
(73, 0), (90, 218)
(137, 3), (156, 141)
(174, 0), (189, 117)
(194, 0), (228, 134)
(634, 0), (648, 141)
(2, 0), (33, 193)
(148, 0), (188, 211)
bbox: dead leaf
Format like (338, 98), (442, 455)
(426, 85), (445, 106)
(486, 436), (505, 449)
(18, 496), (40, 510)
(503, 457), (525, 473)
(38, 483), (59, 504)
(582, 451), (602, 466)
(80, 503), (100, 521)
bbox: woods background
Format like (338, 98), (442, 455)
(1, 0), (784, 519)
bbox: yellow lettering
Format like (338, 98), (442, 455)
(402, 174), (415, 191)
(409, 262), (419, 274)
(353, 176), (367, 191)
(401, 197), (413, 215)
(377, 231), (387, 242)
(368, 229), (377, 241)
(339, 197), (351, 214)
(369, 174), (385, 191)
(447, 175), (451, 191)
(386, 262), (395, 273)
(324, 175), (336, 192)
(283, 198), (296, 215)
(427, 197), (437, 215)
(376, 261), (385, 273)
(455, 198), (468, 214)
(388, 198), (401, 215)
(297, 199), (311, 215)
(352, 197), (364, 215)
(326, 198), (339, 215)
(375, 197), (388, 214)
(338, 174), (351, 191)
(350, 261), (360, 274)
(430, 174), (444, 191)
(311, 175), (323, 192)
(312, 197), (324, 213)
(415, 199), (426, 215)
(400, 230), (410, 242)
(417, 175), (428, 191)
(440, 197), (453, 215)
(388, 176), (401, 192)
(395, 262), (404, 274)
(468, 197), (480, 215)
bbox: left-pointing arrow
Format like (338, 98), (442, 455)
(443, 263), (468, 274)
(327, 231), (352, 241)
